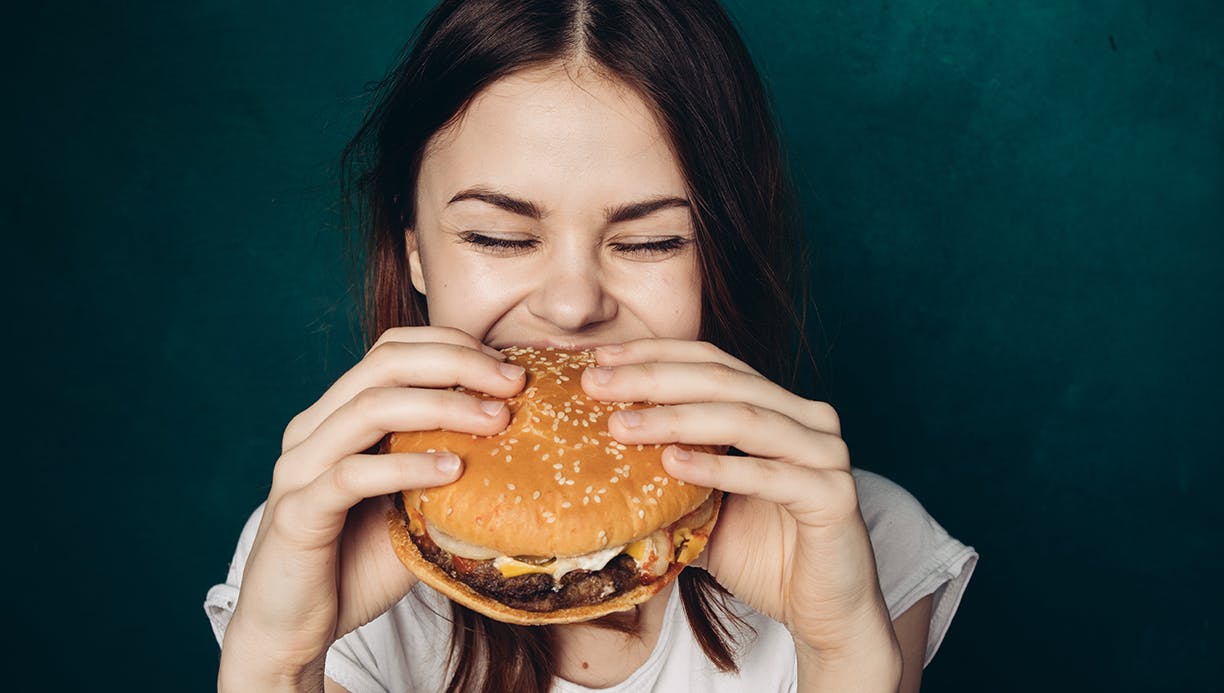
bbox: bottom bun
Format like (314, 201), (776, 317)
(386, 492), (722, 626)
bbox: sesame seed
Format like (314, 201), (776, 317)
(583, 497), (590, 505)
(533, 444), (540, 451)
(638, 509), (645, 519)
(532, 490), (541, 499)
(507, 483), (516, 490)
(483, 479), (490, 486)
(505, 455), (512, 462)
(515, 495), (522, 503)
(593, 496), (602, 504)
(561, 501), (572, 508)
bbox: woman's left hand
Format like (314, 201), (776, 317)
(582, 338), (898, 661)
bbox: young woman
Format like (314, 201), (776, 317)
(205, 1), (977, 691)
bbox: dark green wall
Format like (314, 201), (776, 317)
(8, 1), (1221, 690)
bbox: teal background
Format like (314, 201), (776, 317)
(7, 0), (1221, 690)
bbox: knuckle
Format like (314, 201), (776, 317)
(373, 326), (411, 348)
(637, 361), (660, 387)
(328, 456), (363, 494)
(708, 361), (738, 386)
(822, 434), (851, 465)
(731, 400), (762, 423)
(825, 470), (860, 517)
(351, 386), (390, 419)
(809, 400), (842, 433)
(282, 413), (306, 451)
(364, 339), (400, 367)
(267, 493), (303, 536)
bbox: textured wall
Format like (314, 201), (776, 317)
(7, 1), (1221, 690)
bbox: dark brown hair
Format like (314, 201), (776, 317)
(340, 1), (812, 690)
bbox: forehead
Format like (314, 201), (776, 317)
(419, 63), (688, 206)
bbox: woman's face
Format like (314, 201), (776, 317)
(407, 62), (702, 350)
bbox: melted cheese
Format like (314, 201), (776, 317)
(494, 544), (626, 579)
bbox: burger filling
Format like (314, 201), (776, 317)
(399, 494), (715, 612)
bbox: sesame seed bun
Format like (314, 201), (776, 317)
(385, 346), (725, 623)
(388, 347), (720, 557)
(386, 490), (721, 625)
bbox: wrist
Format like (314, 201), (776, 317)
(218, 654), (326, 693)
(218, 625), (329, 693)
(794, 632), (903, 693)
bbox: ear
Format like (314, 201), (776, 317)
(405, 228), (427, 296)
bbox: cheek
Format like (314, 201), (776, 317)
(624, 259), (703, 339)
(421, 250), (524, 330)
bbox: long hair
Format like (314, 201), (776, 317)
(340, 1), (812, 690)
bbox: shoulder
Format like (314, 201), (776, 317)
(851, 468), (979, 666)
(851, 467), (964, 609)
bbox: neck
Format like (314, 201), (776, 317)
(551, 582), (675, 688)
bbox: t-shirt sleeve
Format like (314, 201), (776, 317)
(852, 468), (979, 668)
(201, 503), (395, 693)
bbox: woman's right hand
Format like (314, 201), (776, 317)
(218, 327), (525, 689)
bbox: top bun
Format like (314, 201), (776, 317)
(388, 346), (717, 557)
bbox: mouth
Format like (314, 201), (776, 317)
(492, 339), (616, 351)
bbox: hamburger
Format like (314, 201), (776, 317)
(386, 346), (723, 625)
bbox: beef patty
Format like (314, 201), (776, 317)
(407, 516), (645, 612)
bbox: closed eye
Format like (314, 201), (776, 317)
(610, 237), (689, 254)
(459, 232), (690, 256)
(460, 232), (537, 252)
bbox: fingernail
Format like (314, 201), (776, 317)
(596, 344), (624, 355)
(479, 400), (506, 417)
(499, 362), (525, 380)
(670, 445), (691, 461)
(434, 453), (460, 474)
(589, 366), (614, 385)
(616, 410), (642, 428)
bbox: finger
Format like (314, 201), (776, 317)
(583, 361), (840, 435)
(269, 451), (463, 551)
(661, 446), (860, 527)
(285, 341), (525, 452)
(372, 325), (506, 360)
(593, 338), (759, 376)
(274, 387), (509, 492)
(606, 401), (849, 471)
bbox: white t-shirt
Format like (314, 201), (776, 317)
(205, 468), (978, 692)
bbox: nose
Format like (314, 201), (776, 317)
(525, 250), (618, 332)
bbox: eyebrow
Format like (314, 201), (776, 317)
(446, 186), (691, 224)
